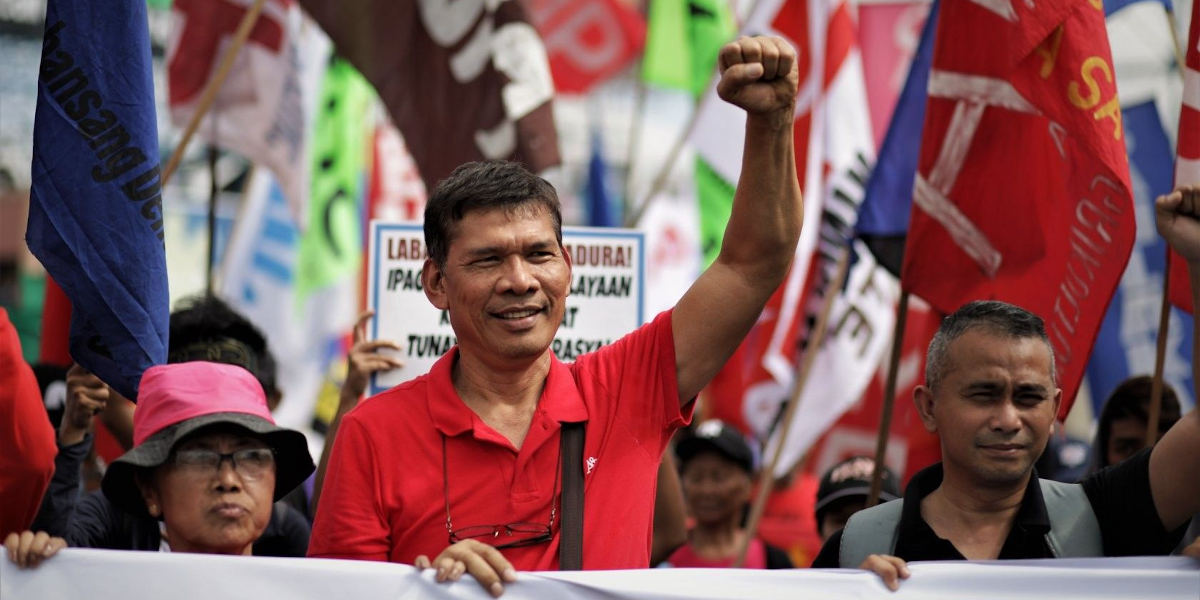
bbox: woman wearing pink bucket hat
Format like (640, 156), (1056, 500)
(5, 361), (314, 566)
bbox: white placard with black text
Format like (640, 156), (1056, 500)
(366, 222), (645, 395)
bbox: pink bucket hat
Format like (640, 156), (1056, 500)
(101, 362), (314, 517)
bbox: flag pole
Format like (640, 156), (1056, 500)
(624, 91), (713, 227)
(161, 0), (267, 187)
(733, 246), (852, 567)
(1146, 5), (1189, 447)
(1147, 247), (1173, 447)
(206, 145), (219, 296)
(623, 59), (648, 222)
(867, 289), (909, 507)
(1165, 7), (1187, 78)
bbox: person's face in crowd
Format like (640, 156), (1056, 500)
(915, 329), (1061, 488)
(680, 452), (752, 527)
(818, 497), (868, 542)
(424, 205), (571, 364)
(139, 430), (276, 555)
(1106, 416), (1148, 467)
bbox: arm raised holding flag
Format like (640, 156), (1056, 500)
(1148, 186), (1200, 530)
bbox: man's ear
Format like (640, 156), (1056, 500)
(914, 385), (938, 434)
(422, 258), (448, 310)
(561, 243), (573, 296)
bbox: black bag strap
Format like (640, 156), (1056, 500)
(559, 422), (585, 570)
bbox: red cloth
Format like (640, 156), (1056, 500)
(0, 307), (57, 536)
(665, 537), (767, 569)
(755, 473), (822, 568)
(38, 276), (71, 366)
(900, 0), (1134, 419)
(309, 310), (692, 569)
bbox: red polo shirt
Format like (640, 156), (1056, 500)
(309, 309), (692, 569)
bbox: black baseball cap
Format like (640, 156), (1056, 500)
(675, 420), (755, 473)
(815, 456), (900, 519)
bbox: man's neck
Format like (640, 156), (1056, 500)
(452, 349), (552, 449)
(919, 465), (1029, 560)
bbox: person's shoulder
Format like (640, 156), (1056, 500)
(348, 372), (432, 420)
(811, 529), (843, 568)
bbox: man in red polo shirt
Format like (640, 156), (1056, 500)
(308, 35), (802, 595)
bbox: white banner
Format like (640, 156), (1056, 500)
(3, 550), (1197, 600)
(366, 222), (645, 395)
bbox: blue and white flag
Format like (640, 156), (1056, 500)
(856, 0), (938, 276)
(1085, 101), (1195, 412)
(27, 0), (168, 400)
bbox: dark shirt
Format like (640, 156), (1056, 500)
(812, 449), (1183, 566)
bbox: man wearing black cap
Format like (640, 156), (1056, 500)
(664, 420), (792, 569)
(814, 456), (899, 543)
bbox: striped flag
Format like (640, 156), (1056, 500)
(1168, 0), (1200, 312)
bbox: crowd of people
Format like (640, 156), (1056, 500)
(2, 34), (1200, 595)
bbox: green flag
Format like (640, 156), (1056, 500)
(641, 0), (737, 98)
(296, 58), (374, 301)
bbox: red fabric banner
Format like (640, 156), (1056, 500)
(900, 0), (1135, 419)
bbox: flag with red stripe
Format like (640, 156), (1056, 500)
(899, 0), (1135, 419)
(1168, 0), (1200, 313)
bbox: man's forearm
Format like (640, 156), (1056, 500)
(718, 110), (802, 288)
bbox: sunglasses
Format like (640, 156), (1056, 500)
(441, 435), (558, 550)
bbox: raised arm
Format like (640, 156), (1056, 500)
(1149, 185), (1200, 529)
(672, 36), (803, 403)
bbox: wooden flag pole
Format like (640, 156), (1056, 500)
(733, 247), (852, 567)
(1147, 247), (1173, 447)
(1146, 6), (1189, 447)
(1165, 7), (1188, 80)
(624, 90), (713, 227)
(867, 290), (910, 507)
(206, 145), (219, 296)
(161, 0), (267, 187)
(623, 59), (648, 222)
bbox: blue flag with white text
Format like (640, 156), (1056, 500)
(27, 0), (168, 400)
(1084, 101), (1195, 412)
(855, 0), (938, 275)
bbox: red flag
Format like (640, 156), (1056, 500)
(1167, 0), (1200, 313)
(297, 0), (561, 191)
(900, 0), (1135, 419)
(525, 0), (645, 94)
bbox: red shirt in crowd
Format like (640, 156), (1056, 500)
(309, 310), (692, 569)
(0, 307), (57, 537)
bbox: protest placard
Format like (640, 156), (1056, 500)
(366, 222), (644, 395)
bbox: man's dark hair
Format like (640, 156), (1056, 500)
(925, 300), (1055, 389)
(1094, 375), (1182, 468)
(423, 160), (562, 267)
(168, 295), (278, 399)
